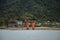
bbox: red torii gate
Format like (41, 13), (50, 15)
(26, 21), (35, 30)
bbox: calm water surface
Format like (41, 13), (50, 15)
(0, 29), (60, 40)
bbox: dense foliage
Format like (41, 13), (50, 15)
(0, 0), (60, 25)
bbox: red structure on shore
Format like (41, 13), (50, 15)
(26, 21), (35, 30)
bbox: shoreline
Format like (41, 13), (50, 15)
(0, 27), (60, 30)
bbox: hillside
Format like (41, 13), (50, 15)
(0, 0), (60, 23)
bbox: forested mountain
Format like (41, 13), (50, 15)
(0, 0), (60, 23)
